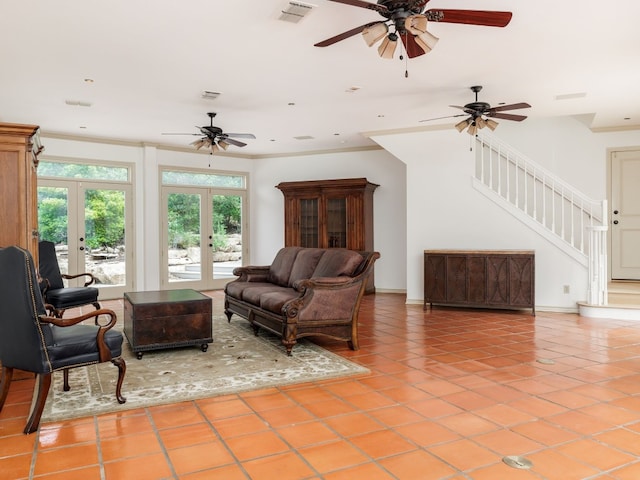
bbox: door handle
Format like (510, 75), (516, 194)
(80, 246), (85, 251)
(613, 220), (619, 225)
(613, 210), (619, 215)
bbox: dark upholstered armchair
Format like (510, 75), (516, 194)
(38, 240), (100, 318)
(0, 246), (126, 434)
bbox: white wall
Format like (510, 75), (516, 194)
(370, 117), (640, 309)
(39, 138), (406, 293)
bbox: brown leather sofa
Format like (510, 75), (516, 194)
(224, 247), (380, 355)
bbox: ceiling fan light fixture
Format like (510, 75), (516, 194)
(455, 119), (469, 132)
(218, 140), (230, 150)
(476, 117), (486, 129)
(467, 122), (478, 135)
(211, 143), (220, 153)
(485, 118), (499, 131)
(377, 33), (397, 59)
(414, 31), (439, 53)
(362, 22), (388, 47)
(191, 138), (206, 150)
(405, 14), (428, 35)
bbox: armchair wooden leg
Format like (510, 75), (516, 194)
(0, 366), (14, 411)
(63, 369), (70, 391)
(24, 373), (52, 434)
(111, 357), (127, 404)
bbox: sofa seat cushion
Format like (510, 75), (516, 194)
(312, 249), (363, 278)
(225, 281), (274, 300)
(259, 289), (300, 314)
(241, 285), (294, 306)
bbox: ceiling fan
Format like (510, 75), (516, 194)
(162, 112), (255, 153)
(314, 0), (513, 59)
(420, 86), (531, 135)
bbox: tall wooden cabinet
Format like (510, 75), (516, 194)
(0, 123), (43, 263)
(424, 250), (535, 313)
(276, 178), (378, 292)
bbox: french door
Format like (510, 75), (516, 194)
(161, 186), (246, 290)
(37, 179), (134, 299)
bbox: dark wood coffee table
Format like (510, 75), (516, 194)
(123, 289), (213, 359)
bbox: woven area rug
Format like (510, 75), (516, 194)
(41, 315), (369, 423)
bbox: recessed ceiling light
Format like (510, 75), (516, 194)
(79, 126), (87, 129)
(624, 117), (631, 120)
(84, 78), (94, 84)
(334, 133), (340, 136)
(288, 102), (295, 106)
(377, 114), (385, 118)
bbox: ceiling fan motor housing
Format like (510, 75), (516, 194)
(465, 102), (491, 117)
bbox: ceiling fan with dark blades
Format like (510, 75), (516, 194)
(420, 86), (531, 135)
(314, 0), (512, 59)
(162, 112), (255, 153)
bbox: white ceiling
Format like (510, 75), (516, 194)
(2, 0), (639, 157)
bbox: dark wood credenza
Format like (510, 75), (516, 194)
(424, 250), (535, 314)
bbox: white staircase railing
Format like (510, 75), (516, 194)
(474, 133), (608, 305)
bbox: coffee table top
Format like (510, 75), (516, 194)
(124, 289), (209, 305)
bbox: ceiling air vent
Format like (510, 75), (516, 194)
(279, 1), (316, 23)
(201, 91), (221, 100)
(293, 135), (314, 140)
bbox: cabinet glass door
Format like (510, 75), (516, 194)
(326, 197), (347, 248)
(299, 198), (319, 247)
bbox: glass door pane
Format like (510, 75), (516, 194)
(212, 194), (243, 280)
(300, 198), (319, 247)
(167, 192), (202, 283)
(82, 187), (127, 290)
(326, 197), (347, 248)
(37, 185), (70, 275)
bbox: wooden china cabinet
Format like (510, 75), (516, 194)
(0, 123), (43, 263)
(276, 177), (378, 292)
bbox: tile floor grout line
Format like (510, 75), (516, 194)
(192, 394), (256, 478)
(94, 415), (106, 480)
(146, 407), (180, 480)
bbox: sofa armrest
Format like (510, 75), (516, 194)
(231, 265), (270, 282)
(284, 252), (380, 322)
(293, 276), (352, 291)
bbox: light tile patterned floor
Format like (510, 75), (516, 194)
(2, 291), (640, 479)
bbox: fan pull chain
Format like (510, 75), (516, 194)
(402, 32), (409, 78)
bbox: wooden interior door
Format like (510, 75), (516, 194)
(611, 149), (640, 280)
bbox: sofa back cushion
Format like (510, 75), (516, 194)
(288, 248), (325, 287)
(312, 249), (363, 278)
(268, 247), (303, 287)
